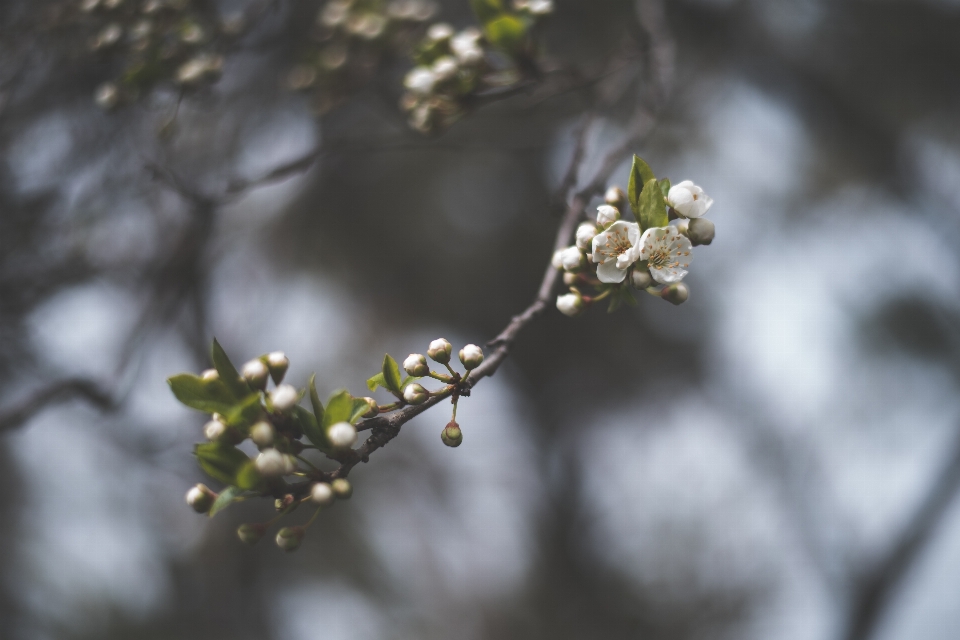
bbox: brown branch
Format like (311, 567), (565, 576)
(0, 378), (116, 434)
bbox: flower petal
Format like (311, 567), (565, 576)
(596, 260), (627, 283)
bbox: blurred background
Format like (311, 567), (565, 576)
(2, 0), (960, 638)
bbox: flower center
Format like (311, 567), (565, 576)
(600, 228), (633, 260)
(647, 244), (679, 270)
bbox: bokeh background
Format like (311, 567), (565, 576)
(2, 0), (960, 638)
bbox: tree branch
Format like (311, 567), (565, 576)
(0, 378), (116, 434)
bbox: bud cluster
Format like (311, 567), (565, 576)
(54, 0), (235, 109)
(400, 1), (553, 133)
(553, 156), (717, 315)
(287, 0), (438, 115)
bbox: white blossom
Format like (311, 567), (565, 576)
(310, 482), (335, 506)
(559, 246), (585, 272)
(427, 22), (455, 41)
(203, 419), (227, 441)
(667, 180), (714, 218)
(427, 338), (453, 363)
(591, 221), (641, 283)
(250, 421), (275, 447)
(403, 383), (428, 405)
(556, 292), (584, 317)
(403, 353), (429, 376)
(270, 384), (299, 412)
(94, 83), (119, 109)
(575, 222), (598, 251)
(596, 204), (620, 227)
(431, 56), (459, 82)
(459, 344), (484, 369)
(328, 421), (358, 449)
(637, 226), (693, 284)
(451, 28), (484, 65)
(256, 449), (287, 477)
(404, 67), (436, 95)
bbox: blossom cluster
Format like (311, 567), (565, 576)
(554, 156), (716, 315)
(400, 0), (553, 133)
(53, 0), (236, 109)
(287, 0), (438, 116)
(174, 337), (483, 551)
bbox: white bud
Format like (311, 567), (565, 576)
(96, 24), (122, 48)
(596, 205), (620, 227)
(403, 353), (429, 377)
(331, 478), (353, 499)
(451, 28), (484, 65)
(283, 454), (297, 475)
(319, 1), (349, 27)
(667, 180), (714, 218)
(186, 484), (215, 513)
(310, 482), (335, 506)
(270, 384), (299, 413)
(527, 0), (554, 15)
(551, 249), (565, 270)
(276, 526), (304, 552)
(630, 268), (654, 290)
(575, 222), (598, 251)
(241, 359), (269, 390)
(427, 22), (455, 41)
(266, 351), (289, 383)
(431, 56), (459, 82)
(686, 218), (715, 246)
(556, 292), (584, 317)
(559, 246), (586, 272)
(203, 419), (228, 442)
(674, 218), (690, 236)
(200, 368), (219, 381)
(427, 338), (453, 364)
(250, 421), (275, 447)
(361, 397), (379, 418)
(661, 282), (690, 306)
(604, 186), (626, 207)
(404, 67), (436, 95)
(459, 344), (484, 370)
(327, 421), (358, 449)
(403, 383), (429, 405)
(94, 82), (119, 110)
(256, 448), (287, 477)
(180, 23), (204, 44)
(176, 57), (208, 84)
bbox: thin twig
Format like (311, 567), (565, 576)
(0, 378), (116, 434)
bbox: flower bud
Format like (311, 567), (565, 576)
(427, 22), (455, 41)
(432, 56), (459, 82)
(270, 384), (299, 413)
(94, 82), (119, 110)
(604, 186), (626, 209)
(266, 351), (289, 384)
(310, 482), (335, 506)
(200, 368), (219, 381)
(256, 448), (287, 477)
(596, 205), (620, 228)
(551, 249), (565, 270)
(575, 222), (599, 251)
(667, 180), (714, 218)
(403, 383), (429, 405)
(674, 218), (690, 236)
(186, 484), (215, 513)
(562, 272), (579, 286)
(459, 344), (484, 370)
(559, 246), (586, 273)
(441, 420), (462, 447)
(403, 353), (429, 377)
(241, 359), (269, 390)
(361, 397), (379, 418)
(237, 523), (267, 545)
(203, 418), (228, 442)
(276, 526), (304, 552)
(250, 421), (275, 447)
(404, 67), (436, 95)
(686, 218), (715, 246)
(327, 421), (358, 449)
(661, 282), (690, 306)
(331, 478), (353, 499)
(556, 292), (585, 317)
(630, 268), (654, 290)
(427, 338), (453, 364)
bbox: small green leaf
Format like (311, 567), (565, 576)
(322, 390), (354, 428)
(308, 374), (325, 426)
(639, 178), (669, 231)
(350, 398), (371, 423)
(607, 293), (623, 313)
(211, 338), (250, 399)
(208, 486), (243, 518)
(659, 178), (671, 198)
(235, 461), (263, 491)
(381, 354), (402, 395)
(195, 443), (252, 486)
(295, 405), (331, 451)
(366, 372), (386, 392)
(224, 393), (263, 428)
(627, 155), (657, 219)
(484, 14), (527, 54)
(168, 374), (238, 414)
(400, 376), (421, 390)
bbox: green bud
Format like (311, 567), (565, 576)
(403, 383), (429, 405)
(687, 218), (715, 246)
(241, 359), (269, 390)
(361, 397), (379, 418)
(427, 338), (453, 364)
(331, 478), (353, 499)
(630, 268), (654, 290)
(276, 526), (304, 552)
(661, 282), (690, 305)
(265, 351), (289, 384)
(441, 421), (463, 447)
(237, 523), (267, 545)
(459, 344), (484, 370)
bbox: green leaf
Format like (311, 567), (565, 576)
(639, 178), (669, 231)
(223, 393), (263, 428)
(659, 178), (671, 198)
(308, 374), (325, 426)
(470, 0), (504, 23)
(235, 461), (263, 491)
(322, 390), (354, 429)
(295, 405), (331, 451)
(400, 376), (421, 390)
(366, 372), (386, 392)
(627, 155), (657, 219)
(208, 486), (243, 518)
(607, 293), (622, 313)
(484, 14), (527, 54)
(195, 443), (252, 486)
(350, 398), (371, 423)
(168, 374), (238, 414)
(381, 354), (402, 395)
(211, 338), (250, 399)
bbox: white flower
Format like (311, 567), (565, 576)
(431, 56), (458, 82)
(637, 226), (693, 284)
(310, 482), (335, 506)
(427, 22), (455, 41)
(404, 67), (436, 95)
(94, 82), (119, 109)
(596, 204), (620, 227)
(517, 0), (553, 15)
(256, 448), (287, 477)
(556, 292), (584, 317)
(575, 222), (598, 251)
(551, 249), (564, 270)
(591, 221), (641, 283)
(667, 180), (714, 218)
(241, 359), (269, 389)
(250, 421), (275, 447)
(451, 28), (483, 65)
(328, 421), (358, 449)
(270, 384), (299, 412)
(559, 246), (585, 272)
(203, 419), (227, 441)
